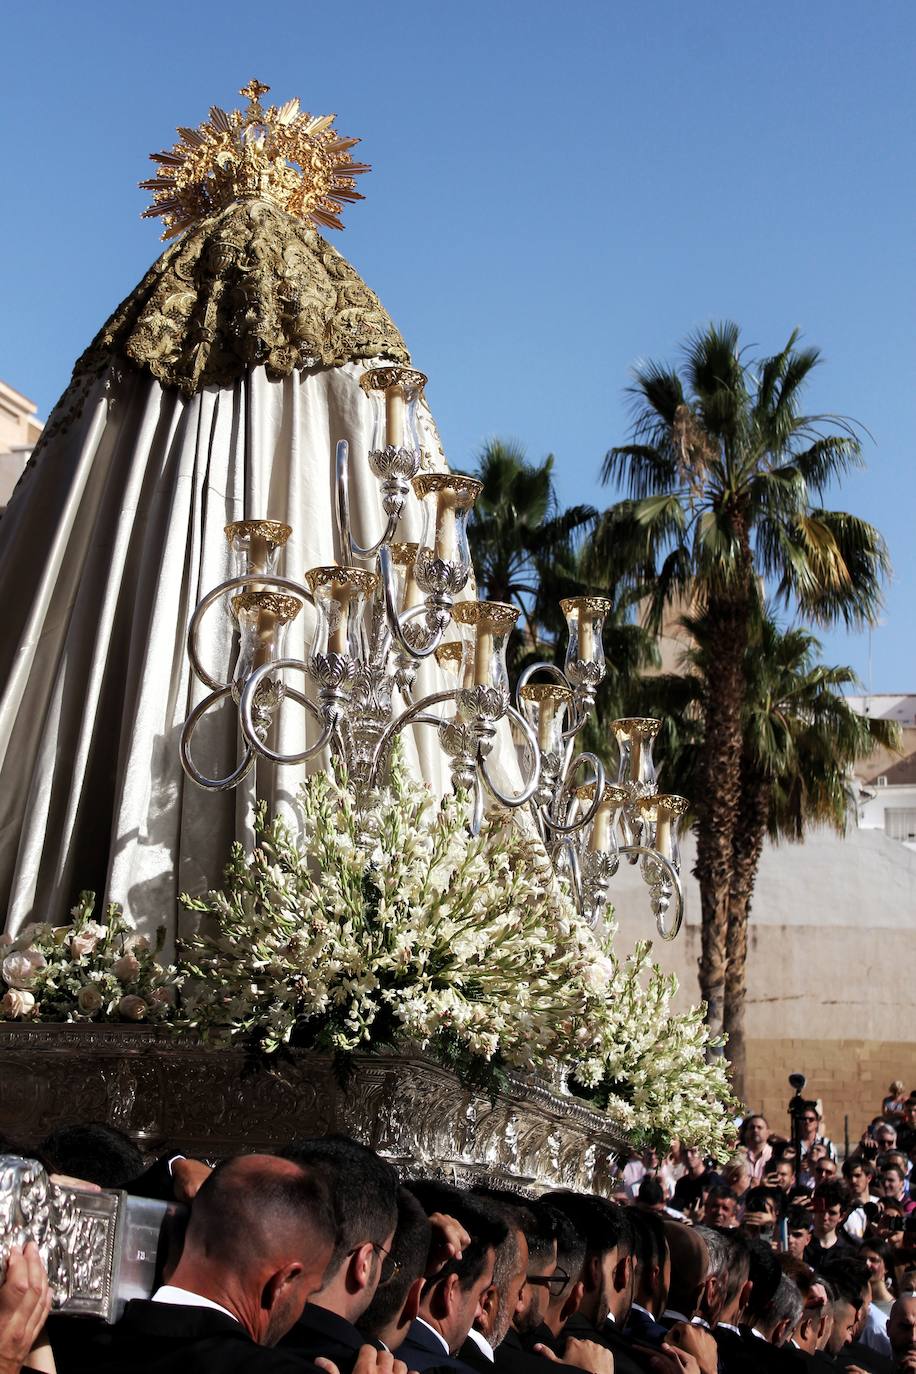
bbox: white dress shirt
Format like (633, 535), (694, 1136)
(151, 1284), (239, 1325)
(466, 1327), (495, 1362)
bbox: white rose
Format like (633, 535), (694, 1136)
(69, 922), (106, 958)
(0, 989), (36, 1018)
(2, 948), (47, 989)
(118, 995), (147, 1021)
(77, 984), (104, 1015)
(112, 953), (140, 983)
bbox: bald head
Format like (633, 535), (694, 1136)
(663, 1220), (708, 1320)
(889, 1294), (916, 1366)
(186, 1153), (336, 1275)
(168, 1153), (338, 1345)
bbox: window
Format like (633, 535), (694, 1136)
(885, 808), (916, 843)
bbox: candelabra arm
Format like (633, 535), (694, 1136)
(368, 689), (459, 787)
(479, 706), (541, 808)
(180, 686), (256, 790)
(188, 574), (314, 691)
(378, 545), (448, 660)
(336, 439), (401, 559)
(470, 775), (485, 836)
(239, 663), (336, 765)
(543, 752), (606, 835)
(617, 845), (685, 941)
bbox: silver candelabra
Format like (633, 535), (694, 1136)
(179, 366), (686, 938)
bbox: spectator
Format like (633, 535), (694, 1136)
(720, 1156), (751, 1202)
(702, 1184), (739, 1229)
(843, 1156), (879, 1239)
(861, 1238), (898, 1318)
(888, 1294), (916, 1372)
(771, 1157), (797, 1197)
(798, 1101), (837, 1185)
(738, 1116), (773, 1186)
(813, 1157), (840, 1184)
(876, 1123), (901, 1153)
(621, 1147), (660, 1202)
(805, 1181), (854, 1267)
(880, 1166), (916, 1215)
(785, 1208), (814, 1261)
(884, 1083), (908, 1125)
(670, 1147), (721, 1216)
(899, 1099), (916, 1158)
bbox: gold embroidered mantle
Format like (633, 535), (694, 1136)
(72, 197), (409, 397)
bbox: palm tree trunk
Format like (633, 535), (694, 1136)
(693, 592), (749, 1042)
(723, 766), (771, 1100)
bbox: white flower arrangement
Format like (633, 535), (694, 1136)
(0, 894), (177, 1024)
(180, 758), (737, 1153)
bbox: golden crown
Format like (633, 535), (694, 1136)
(140, 79), (369, 240)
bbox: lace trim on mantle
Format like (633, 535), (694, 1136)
(71, 196), (410, 397)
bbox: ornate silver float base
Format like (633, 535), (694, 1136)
(0, 1026), (625, 1194)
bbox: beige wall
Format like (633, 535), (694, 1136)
(612, 824), (916, 1140)
(743, 1038), (914, 1149)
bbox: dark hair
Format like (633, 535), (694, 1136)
(713, 1228), (751, 1307)
(786, 1205), (813, 1233)
(38, 1123), (145, 1188)
(739, 1115), (767, 1144)
(744, 1186), (781, 1215)
(281, 1134), (398, 1266)
(408, 1181), (507, 1293)
(188, 1156), (336, 1266)
(629, 1207), (667, 1277)
(470, 1188), (557, 1269)
(704, 1184), (738, 1207)
(859, 1237), (896, 1293)
(637, 1177), (665, 1208)
(813, 1180), (851, 1211)
(539, 1203), (585, 1292)
(843, 1155), (875, 1180)
(744, 1236), (782, 1322)
(546, 1192), (633, 1260)
(818, 1255), (870, 1309)
(357, 1187), (432, 1340)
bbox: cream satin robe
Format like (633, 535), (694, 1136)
(0, 360), (466, 942)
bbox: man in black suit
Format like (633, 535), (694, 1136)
(395, 1182), (506, 1374)
(358, 1189), (435, 1354)
(278, 1136), (399, 1374)
(623, 1210), (670, 1348)
(518, 1205), (586, 1357)
(543, 1192), (648, 1374)
(59, 1152), (340, 1374)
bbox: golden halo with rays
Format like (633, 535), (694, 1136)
(140, 78), (370, 240)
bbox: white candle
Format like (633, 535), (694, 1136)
(655, 813), (671, 860)
(404, 564), (423, 610)
(629, 734), (642, 783)
(588, 797), (612, 853)
(249, 531), (270, 575)
(474, 626), (494, 686)
(578, 607), (594, 661)
(328, 587), (351, 656)
(461, 645), (476, 688)
(435, 493), (457, 562)
(385, 387), (405, 448)
(538, 699), (558, 751)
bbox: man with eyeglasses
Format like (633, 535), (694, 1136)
(278, 1136), (399, 1374)
(797, 1103), (837, 1189)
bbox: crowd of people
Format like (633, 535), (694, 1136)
(0, 1083), (915, 1374)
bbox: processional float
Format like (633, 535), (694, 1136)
(0, 82), (697, 1213)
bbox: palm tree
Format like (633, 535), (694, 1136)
(588, 323), (890, 1040)
(663, 612), (899, 1095)
(468, 440), (595, 670)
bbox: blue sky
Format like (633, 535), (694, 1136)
(3, 0), (913, 691)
